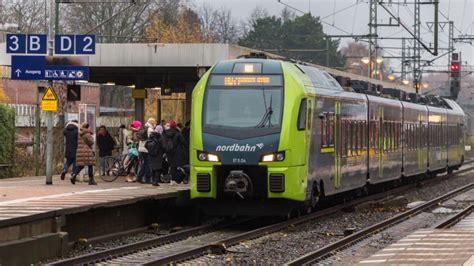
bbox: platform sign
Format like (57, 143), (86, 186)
(54, 35), (95, 55)
(11, 55), (89, 81)
(6, 34), (47, 54)
(11, 55), (45, 80)
(41, 87), (58, 112)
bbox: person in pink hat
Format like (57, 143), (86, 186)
(125, 120), (141, 182)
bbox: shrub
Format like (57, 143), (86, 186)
(0, 104), (15, 178)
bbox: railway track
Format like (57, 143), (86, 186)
(51, 162), (474, 265)
(434, 204), (474, 229)
(285, 182), (474, 265)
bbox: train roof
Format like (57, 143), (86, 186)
(216, 55), (464, 114)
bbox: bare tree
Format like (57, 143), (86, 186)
(214, 8), (239, 43)
(198, 3), (217, 42)
(60, 0), (157, 43)
(0, 0), (47, 33)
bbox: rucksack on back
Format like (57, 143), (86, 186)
(161, 136), (174, 152)
(137, 126), (148, 141)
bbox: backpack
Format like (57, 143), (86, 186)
(145, 137), (160, 156)
(137, 125), (149, 141)
(161, 134), (175, 153)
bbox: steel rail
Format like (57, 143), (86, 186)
(435, 205), (474, 229)
(50, 219), (245, 265)
(285, 182), (474, 265)
(52, 161), (474, 265)
(142, 162), (474, 265)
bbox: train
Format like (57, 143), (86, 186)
(189, 55), (465, 216)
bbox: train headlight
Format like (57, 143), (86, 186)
(197, 151), (220, 162)
(207, 154), (219, 162)
(262, 154), (275, 162)
(261, 152), (285, 162)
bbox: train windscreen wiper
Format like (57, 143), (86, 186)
(255, 93), (273, 128)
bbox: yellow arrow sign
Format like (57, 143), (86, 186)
(42, 86), (58, 101)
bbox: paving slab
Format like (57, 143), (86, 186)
(0, 175), (189, 227)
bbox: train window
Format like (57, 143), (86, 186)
(451, 126), (454, 145)
(352, 121), (357, 155)
(429, 125), (433, 147)
(369, 121), (374, 149)
(346, 121), (351, 156)
(414, 124), (418, 149)
(341, 120), (347, 157)
(297, 99), (307, 131)
(386, 122), (391, 151)
(395, 122), (400, 150)
(458, 124), (463, 144)
(453, 125), (456, 145)
(436, 124), (439, 147)
(362, 121), (367, 149)
(390, 122), (394, 151)
(392, 122), (396, 151)
(356, 121), (360, 154)
(408, 123), (412, 150)
(321, 113), (327, 147)
(413, 124), (416, 149)
(321, 112), (335, 149)
(375, 120), (380, 153)
(421, 125), (424, 147)
(353, 121), (357, 155)
(424, 125), (428, 147)
(450, 126), (453, 145)
(437, 125), (440, 147)
(328, 113), (335, 147)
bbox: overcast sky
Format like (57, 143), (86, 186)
(196, 0), (473, 75)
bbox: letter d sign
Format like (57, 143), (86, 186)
(54, 35), (75, 54)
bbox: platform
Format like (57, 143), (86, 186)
(359, 212), (474, 265)
(0, 175), (190, 264)
(0, 175), (189, 227)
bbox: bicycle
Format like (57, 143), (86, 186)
(100, 146), (139, 182)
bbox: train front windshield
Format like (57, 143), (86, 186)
(203, 75), (283, 132)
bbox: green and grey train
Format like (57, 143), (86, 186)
(190, 57), (465, 216)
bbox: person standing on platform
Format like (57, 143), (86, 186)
(71, 123), (97, 185)
(162, 120), (187, 185)
(145, 127), (164, 186)
(118, 124), (129, 156)
(61, 119), (79, 180)
(125, 120), (141, 182)
(96, 125), (116, 176)
(137, 118), (156, 183)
